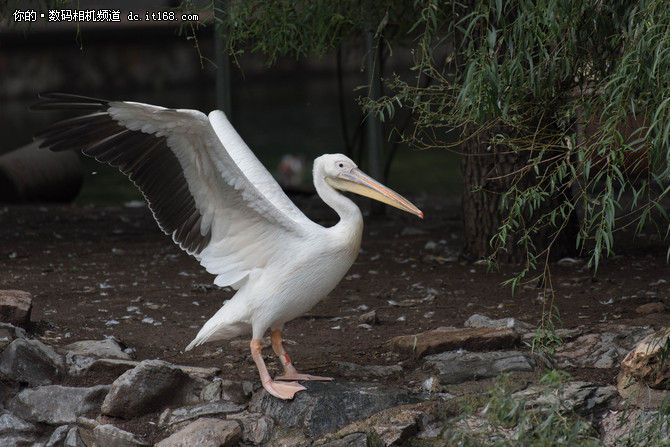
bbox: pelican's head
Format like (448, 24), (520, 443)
(317, 154), (423, 218)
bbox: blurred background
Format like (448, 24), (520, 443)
(0, 0), (459, 205)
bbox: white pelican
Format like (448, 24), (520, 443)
(33, 93), (423, 399)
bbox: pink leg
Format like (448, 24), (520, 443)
(271, 329), (333, 382)
(250, 339), (306, 399)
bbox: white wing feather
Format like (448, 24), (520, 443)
(107, 101), (315, 288)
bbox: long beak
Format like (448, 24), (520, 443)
(326, 168), (423, 218)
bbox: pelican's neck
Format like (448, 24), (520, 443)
(314, 173), (363, 231)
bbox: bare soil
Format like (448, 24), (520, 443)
(1, 195), (668, 391)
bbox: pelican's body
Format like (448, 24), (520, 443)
(192, 209), (362, 345)
(33, 93), (423, 399)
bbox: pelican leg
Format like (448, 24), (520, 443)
(250, 339), (306, 399)
(271, 329), (333, 382)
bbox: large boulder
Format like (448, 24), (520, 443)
(250, 381), (420, 439)
(0, 338), (64, 386)
(101, 359), (203, 419)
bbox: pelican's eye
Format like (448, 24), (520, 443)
(338, 162), (344, 168)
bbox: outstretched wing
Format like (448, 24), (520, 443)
(33, 93), (316, 288)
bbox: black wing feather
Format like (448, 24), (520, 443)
(32, 93), (212, 254)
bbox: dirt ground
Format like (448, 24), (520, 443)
(1, 195), (669, 391)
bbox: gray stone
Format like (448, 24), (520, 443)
(228, 411), (275, 445)
(101, 359), (201, 419)
(10, 384), (110, 424)
(0, 290), (32, 327)
(327, 401), (446, 446)
(319, 433), (367, 446)
(200, 378), (253, 404)
(464, 314), (534, 330)
(249, 381), (420, 439)
(71, 358), (139, 378)
(264, 427), (310, 447)
(61, 338), (132, 360)
(0, 327), (13, 350)
(158, 402), (246, 427)
(176, 364), (221, 380)
(45, 425), (69, 447)
(0, 411), (42, 446)
(61, 338), (133, 376)
(0, 322), (27, 341)
(0, 338), (64, 385)
(600, 408), (670, 446)
(554, 326), (655, 369)
(0, 411), (39, 434)
(155, 418), (241, 447)
(64, 426), (87, 447)
(514, 381), (617, 417)
(93, 424), (150, 447)
(338, 362), (403, 380)
(424, 351), (536, 384)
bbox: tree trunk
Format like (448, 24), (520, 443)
(460, 125), (579, 263)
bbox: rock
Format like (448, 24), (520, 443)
(200, 378), (254, 404)
(228, 411), (275, 445)
(319, 433), (367, 446)
(0, 412), (41, 446)
(620, 328), (670, 388)
(155, 418), (241, 447)
(249, 381), (420, 439)
(61, 339), (132, 376)
(635, 302), (666, 314)
(0, 338), (64, 385)
(101, 359), (202, 419)
(338, 362), (402, 380)
(0, 327), (12, 350)
(264, 427), (310, 447)
(600, 408), (670, 446)
(0, 290), (32, 327)
(0, 322), (29, 342)
(176, 364), (221, 380)
(617, 328), (670, 408)
(389, 327), (519, 359)
(71, 358), (139, 378)
(10, 384), (110, 424)
(554, 326), (655, 369)
(326, 402), (445, 446)
(158, 402), (246, 427)
(464, 314), (534, 330)
(61, 338), (132, 360)
(513, 381), (617, 417)
(45, 425), (69, 447)
(423, 351), (536, 385)
(358, 310), (379, 325)
(93, 424), (150, 447)
(63, 426), (87, 447)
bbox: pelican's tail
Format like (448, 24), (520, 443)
(184, 300), (250, 351)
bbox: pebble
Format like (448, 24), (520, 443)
(634, 301), (666, 314)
